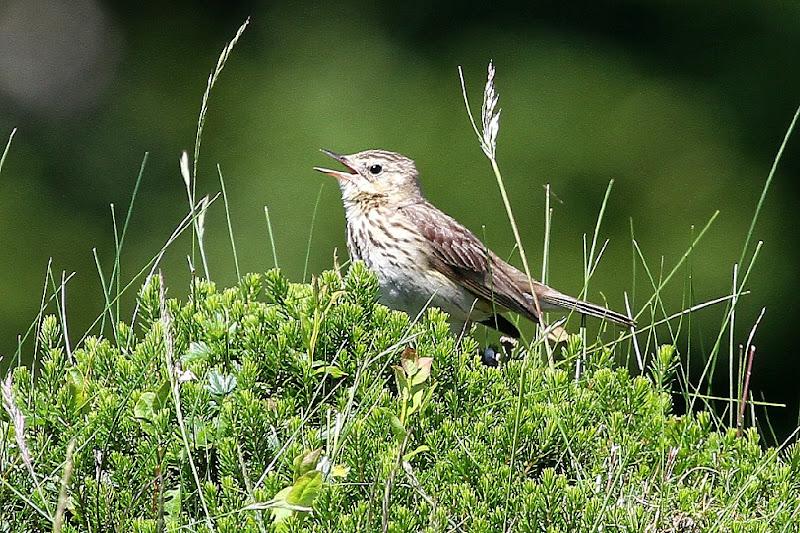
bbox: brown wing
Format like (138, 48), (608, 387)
(399, 201), (541, 323)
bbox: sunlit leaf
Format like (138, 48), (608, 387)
(293, 448), (322, 480)
(331, 464), (350, 478)
(403, 444), (430, 462)
(312, 365), (347, 378)
(389, 414), (407, 439)
(286, 470), (323, 508)
(181, 341), (212, 364)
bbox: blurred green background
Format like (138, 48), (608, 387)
(1, 1), (798, 439)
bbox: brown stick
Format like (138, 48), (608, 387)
(736, 344), (756, 437)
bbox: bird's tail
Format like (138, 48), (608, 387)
(538, 289), (635, 328)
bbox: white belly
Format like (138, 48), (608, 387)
(346, 208), (487, 332)
(375, 260), (480, 321)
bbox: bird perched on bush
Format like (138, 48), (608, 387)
(315, 149), (634, 343)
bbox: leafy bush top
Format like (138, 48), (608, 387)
(1, 263), (798, 532)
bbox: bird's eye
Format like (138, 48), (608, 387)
(368, 164), (383, 175)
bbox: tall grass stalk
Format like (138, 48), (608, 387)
(580, 180), (614, 301)
(303, 184), (325, 283)
(264, 206), (279, 268)
(541, 185), (553, 284)
(217, 164), (241, 279)
(632, 210), (719, 322)
(458, 62), (555, 533)
(181, 152), (211, 279)
(703, 104), (800, 396)
(111, 153), (148, 323)
(59, 271), (73, 363)
(109, 204), (120, 326)
(729, 264), (738, 427)
(190, 18), (249, 270)
(737, 308), (766, 436)
(81, 192), (220, 348)
(0, 128), (16, 176)
(29, 258), (53, 369)
(631, 241), (679, 360)
(457, 65), (546, 337)
(92, 248), (115, 340)
(692, 241), (763, 412)
(12, 264), (74, 369)
(737, 105), (800, 268)
(540, 184), (553, 335)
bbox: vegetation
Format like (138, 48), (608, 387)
(3, 20), (799, 533)
(0, 265), (798, 531)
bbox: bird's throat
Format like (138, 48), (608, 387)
(343, 192), (389, 214)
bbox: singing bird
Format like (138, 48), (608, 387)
(314, 149), (634, 341)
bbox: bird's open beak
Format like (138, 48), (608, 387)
(314, 149), (358, 182)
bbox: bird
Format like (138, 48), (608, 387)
(314, 148), (635, 343)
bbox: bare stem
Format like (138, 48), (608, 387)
(736, 345), (757, 437)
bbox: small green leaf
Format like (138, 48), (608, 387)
(286, 470), (323, 507)
(181, 341), (212, 364)
(392, 365), (408, 392)
(312, 365), (347, 378)
(411, 357), (433, 386)
(330, 464), (350, 478)
(206, 369), (237, 397)
(401, 358), (417, 377)
(133, 392), (157, 422)
(267, 486), (294, 523)
(164, 487), (181, 518)
(389, 415), (407, 439)
(293, 448), (322, 480)
(272, 486), (292, 501)
(410, 387), (425, 413)
(66, 368), (88, 413)
(403, 444), (430, 462)
(156, 379), (172, 407)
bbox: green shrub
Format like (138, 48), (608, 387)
(1, 263), (798, 531)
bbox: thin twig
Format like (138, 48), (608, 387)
(53, 439), (76, 533)
(737, 308), (766, 436)
(736, 346), (756, 438)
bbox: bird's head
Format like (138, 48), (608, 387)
(314, 149), (422, 206)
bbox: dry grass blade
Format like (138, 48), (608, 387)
(480, 61), (500, 159)
(1, 375), (33, 472)
(737, 308), (766, 436)
(192, 17), (250, 181)
(0, 128), (16, 176)
(2, 373), (52, 519)
(188, 17), (250, 275)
